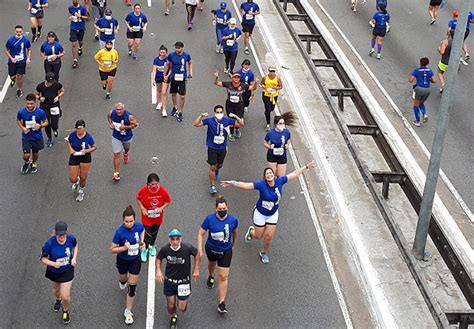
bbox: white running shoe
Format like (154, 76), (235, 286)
(76, 188), (84, 202)
(162, 108), (168, 117)
(155, 102), (162, 110)
(72, 177), (80, 192)
(124, 309), (134, 325)
(119, 281), (128, 290)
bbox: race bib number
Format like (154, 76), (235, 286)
(14, 54), (24, 61)
(267, 87), (275, 94)
(131, 25), (141, 32)
(104, 28), (113, 35)
(147, 209), (161, 218)
(112, 122), (122, 131)
(25, 119), (36, 129)
(157, 65), (164, 72)
(245, 14), (253, 20)
(226, 39), (235, 46)
(56, 257), (69, 266)
(73, 151), (84, 156)
(128, 243), (139, 256)
(273, 147), (284, 156)
(31, 7), (38, 14)
(103, 60), (112, 67)
(229, 95), (240, 103)
(72, 16), (78, 22)
(210, 231), (225, 241)
(174, 73), (184, 81)
(177, 284), (191, 297)
(262, 200), (274, 211)
(213, 135), (225, 145)
(50, 107), (60, 115)
(47, 55), (55, 62)
(216, 18), (224, 24)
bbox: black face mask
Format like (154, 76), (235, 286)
(217, 210), (227, 218)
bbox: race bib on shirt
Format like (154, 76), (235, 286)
(128, 243), (139, 256)
(25, 119), (36, 129)
(213, 135), (225, 144)
(216, 18), (224, 24)
(103, 60), (112, 67)
(273, 147), (284, 156)
(246, 14), (253, 20)
(50, 107), (60, 115)
(178, 284), (191, 297)
(229, 95), (240, 103)
(131, 26), (141, 32)
(210, 231), (225, 241)
(174, 73), (184, 81)
(72, 16), (79, 22)
(31, 7), (38, 14)
(112, 122), (122, 131)
(147, 209), (161, 218)
(262, 200), (274, 211)
(14, 54), (24, 61)
(104, 28), (113, 35)
(56, 257), (69, 266)
(157, 65), (164, 72)
(226, 39), (235, 46)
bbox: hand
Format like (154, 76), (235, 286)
(228, 113), (236, 119)
(305, 160), (316, 169)
(12, 58), (17, 64)
(285, 144), (289, 149)
(39, 97), (45, 102)
(212, 19), (216, 26)
(270, 144), (275, 149)
(124, 240), (130, 250)
(141, 208), (148, 216)
(220, 181), (233, 188)
(119, 124), (126, 131)
(156, 271), (164, 283)
(109, 123), (115, 129)
(26, 58), (31, 65)
(71, 258), (77, 267)
(35, 3), (41, 8)
(163, 76), (169, 83)
(22, 127), (30, 134)
(214, 70), (219, 78)
(34, 123), (42, 130)
(53, 96), (60, 103)
(142, 26), (147, 32)
(201, 112), (209, 117)
(154, 207), (162, 214)
(187, 75), (192, 80)
(139, 242), (145, 251)
(50, 55), (57, 61)
(53, 261), (61, 269)
(192, 268), (200, 282)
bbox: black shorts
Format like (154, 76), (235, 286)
(99, 68), (117, 81)
(68, 153), (92, 165)
(45, 267), (74, 283)
(30, 11), (45, 19)
(22, 139), (44, 153)
(70, 29), (85, 42)
(155, 77), (165, 84)
(8, 62), (26, 76)
(225, 100), (244, 119)
(267, 151), (287, 164)
(207, 148), (227, 166)
(126, 31), (144, 39)
(170, 80), (186, 95)
(429, 0), (442, 6)
(205, 244), (232, 268)
(242, 23), (255, 35)
(163, 281), (191, 300)
(372, 27), (387, 38)
(116, 255), (142, 275)
(464, 29), (470, 40)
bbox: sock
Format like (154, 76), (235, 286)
(371, 39), (376, 48)
(32, 27), (36, 37)
(413, 106), (420, 122)
(420, 104), (426, 116)
(377, 43), (382, 53)
(38, 25), (42, 33)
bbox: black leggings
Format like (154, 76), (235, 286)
(225, 100), (244, 134)
(186, 4), (197, 24)
(44, 60), (62, 81)
(42, 106), (60, 139)
(262, 94), (278, 124)
(243, 90), (251, 108)
(224, 50), (238, 73)
(144, 224), (161, 248)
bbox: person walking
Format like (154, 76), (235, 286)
(41, 221), (78, 325)
(152, 45), (170, 116)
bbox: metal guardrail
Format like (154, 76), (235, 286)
(274, 0), (473, 327)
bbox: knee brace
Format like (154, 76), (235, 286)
(128, 284), (137, 297)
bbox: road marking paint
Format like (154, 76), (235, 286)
(147, 0), (152, 7)
(146, 255), (156, 329)
(0, 76), (11, 103)
(151, 72), (157, 104)
(231, 1), (354, 327)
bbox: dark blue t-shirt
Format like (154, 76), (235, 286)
(411, 67), (434, 88)
(372, 11), (390, 28)
(111, 109), (133, 141)
(201, 213), (238, 252)
(68, 5), (87, 30)
(264, 128), (291, 158)
(214, 8), (232, 29)
(202, 116), (236, 150)
(30, 0), (48, 14)
(17, 107), (47, 141)
(153, 56), (167, 80)
(253, 176), (288, 216)
(96, 17), (119, 41)
(222, 27), (241, 52)
(236, 68), (255, 85)
(40, 41), (64, 56)
(42, 235), (77, 274)
(125, 12), (148, 32)
(112, 223), (144, 261)
(5, 36), (31, 64)
(241, 2), (260, 25)
(66, 131), (95, 152)
(167, 52), (192, 80)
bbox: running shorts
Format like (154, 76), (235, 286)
(116, 255), (142, 275)
(207, 148), (227, 166)
(126, 31), (143, 39)
(242, 23), (255, 35)
(205, 244), (233, 268)
(267, 151), (287, 164)
(413, 86), (431, 102)
(438, 61), (448, 72)
(163, 281), (191, 300)
(170, 80), (186, 95)
(253, 207), (279, 227)
(372, 26), (387, 38)
(22, 139), (44, 153)
(45, 267), (74, 283)
(68, 153), (92, 165)
(99, 68), (117, 81)
(8, 63), (26, 76)
(69, 29), (85, 42)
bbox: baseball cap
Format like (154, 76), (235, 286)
(168, 229), (183, 237)
(453, 10), (459, 17)
(220, 2), (227, 9)
(268, 65), (276, 72)
(229, 17), (237, 24)
(45, 72), (55, 82)
(55, 221), (68, 235)
(105, 8), (112, 15)
(75, 119), (86, 129)
(232, 72), (241, 78)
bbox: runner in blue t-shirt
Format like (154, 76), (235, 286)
(125, 4), (148, 59)
(66, 120), (97, 202)
(164, 41), (193, 122)
(40, 221), (78, 324)
(235, 59), (256, 112)
(16, 94), (48, 174)
(107, 102), (138, 181)
(40, 31), (65, 80)
(68, 0), (89, 68)
(194, 105), (244, 194)
(29, 0), (48, 42)
(221, 160), (316, 263)
(447, 10), (474, 63)
(111, 205), (145, 325)
(196, 195), (238, 314)
(240, 0), (260, 54)
(409, 57), (436, 127)
(264, 112), (297, 177)
(4, 25), (32, 97)
(369, 9), (390, 59)
(95, 8), (119, 48)
(152, 45), (170, 115)
(212, 2), (232, 53)
(222, 18), (242, 75)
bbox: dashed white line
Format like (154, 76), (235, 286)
(151, 72), (157, 105)
(0, 76), (11, 103)
(146, 255), (156, 329)
(147, 0), (152, 7)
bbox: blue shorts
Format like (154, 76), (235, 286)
(22, 138), (44, 153)
(163, 280), (191, 300)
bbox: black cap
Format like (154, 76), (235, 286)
(45, 72), (55, 82)
(105, 8), (112, 15)
(55, 221), (67, 235)
(75, 119), (86, 129)
(174, 41), (184, 48)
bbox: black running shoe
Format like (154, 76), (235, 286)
(177, 112), (183, 122)
(10, 79), (15, 87)
(53, 130), (59, 137)
(16, 89), (23, 98)
(169, 315), (178, 329)
(53, 299), (62, 312)
(170, 107), (178, 117)
(78, 47), (83, 56)
(217, 302), (228, 314)
(21, 162), (30, 174)
(206, 276), (215, 289)
(62, 311), (71, 324)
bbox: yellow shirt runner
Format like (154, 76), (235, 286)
(94, 48), (119, 72)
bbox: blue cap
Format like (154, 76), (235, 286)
(220, 2), (227, 9)
(168, 229), (183, 237)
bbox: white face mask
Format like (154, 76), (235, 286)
(276, 124), (285, 131)
(105, 15), (112, 20)
(215, 113), (224, 120)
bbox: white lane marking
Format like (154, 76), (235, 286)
(0, 76), (11, 103)
(151, 72), (157, 105)
(147, 0), (152, 7)
(231, 1), (354, 327)
(314, 0), (473, 222)
(146, 255), (156, 329)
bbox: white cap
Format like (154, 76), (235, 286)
(229, 17), (237, 24)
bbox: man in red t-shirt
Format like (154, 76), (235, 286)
(136, 173), (171, 262)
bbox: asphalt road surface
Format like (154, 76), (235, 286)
(0, 0), (346, 328)
(318, 0), (474, 209)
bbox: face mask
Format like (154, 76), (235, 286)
(149, 185), (159, 193)
(276, 124), (285, 131)
(215, 113), (224, 120)
(217, 210), (227, 218)
(15, 34), (22, 39)
(105, 15), (112, 20)
(106, 47), (112, 51)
